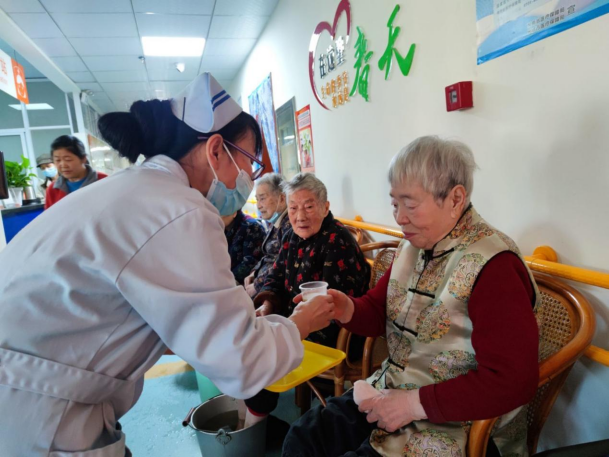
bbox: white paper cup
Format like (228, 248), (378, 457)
(299, 281), (329, 302)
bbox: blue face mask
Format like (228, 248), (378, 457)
(269, 212), (281, 224)
(268, 199), (282, 224)
(43, 167), (57, 179)
(206, 144), (254, 216)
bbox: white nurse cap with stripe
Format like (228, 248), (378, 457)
(170, 72), (242, 133)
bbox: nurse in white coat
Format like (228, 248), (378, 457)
(0, 73), (336, 456)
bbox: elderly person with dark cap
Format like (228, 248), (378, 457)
(283, 136), (540, 457)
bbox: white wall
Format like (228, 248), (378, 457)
(230, 0), (609, 450)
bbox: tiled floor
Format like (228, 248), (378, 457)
(120, 356), (310, 457)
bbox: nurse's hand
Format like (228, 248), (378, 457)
(289, 295), (335, 340)
(293, 291), (353, 323)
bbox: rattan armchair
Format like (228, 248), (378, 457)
(467, 273), (596, 456)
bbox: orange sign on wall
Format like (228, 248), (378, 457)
(0, 49), (29, 104)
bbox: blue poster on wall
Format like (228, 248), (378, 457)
(248, 74), (281, 174)
(477, 0), (609, 64)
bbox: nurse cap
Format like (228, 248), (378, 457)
(170, 72), (242, 133)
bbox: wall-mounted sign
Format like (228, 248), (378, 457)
(276, 97), (301, 181)
(309, 0), (352, 110)
(0, 49), (29, 104)
(295, 105), (316, 173)
(477, 0), (609, 64)
(248, 74), (281, 173)
(309, 2), (416, 109)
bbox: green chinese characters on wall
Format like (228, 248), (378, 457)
(350, 4), (417, 102)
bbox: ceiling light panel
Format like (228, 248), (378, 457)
(135, 14), (211, 38)
(9, 103), (54, 110)
(141, 37), (205, 57)
(52, 13), (138, 37)
(132, 0), (215, 15)
(39, 0), (132, 13)
(9, 13), (64, 38)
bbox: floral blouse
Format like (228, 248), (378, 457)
(252, 210), (293, 293)
(255, 212), (370, 352)
(224, 211), (265, 284)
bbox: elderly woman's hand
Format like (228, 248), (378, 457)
(294, 290), (354, 323)
(358, 389), (427, 433)
(244, 272), (255, 287)
(245, 283), (257, 297)
(288, 295), (335, 340)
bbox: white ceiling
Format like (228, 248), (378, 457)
(0, 0), (279, 113)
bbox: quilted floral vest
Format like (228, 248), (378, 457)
(367, 205), (540, 457)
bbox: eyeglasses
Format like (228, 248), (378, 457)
(198, 137), (266, 180)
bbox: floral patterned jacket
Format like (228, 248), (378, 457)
(252, 210), (292, 293)
(224, 211), (265, 284)
(255, 212), (370, 352)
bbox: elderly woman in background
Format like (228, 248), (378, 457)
(222, 210), (265, 285)
(254, 173), (371, 351)
(283, 136), (540, 457)
(244, 173), (292, 297)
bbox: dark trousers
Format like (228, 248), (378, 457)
(282, 390), (503, 457)
(282, 390), (381, 457)
(244, 388), (279, 415)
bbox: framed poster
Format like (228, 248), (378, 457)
(477, 0), (609, 64)
(295, 105), (316, 173)
(275, 98), (301, 181)
(248, 74), (281, 173)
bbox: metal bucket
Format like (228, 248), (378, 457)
(183, 395), (267, 457)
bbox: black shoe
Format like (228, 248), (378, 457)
(265, 415), (291, 451)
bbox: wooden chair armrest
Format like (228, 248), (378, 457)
(467, 417), (500, 457)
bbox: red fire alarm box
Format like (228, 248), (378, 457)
(445, 81), (473, 112)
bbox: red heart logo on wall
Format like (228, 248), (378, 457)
(308, 0), (351, 110)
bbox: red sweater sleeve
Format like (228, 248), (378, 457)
(420, 251), (539, 423)
(341, 264), (392, 337)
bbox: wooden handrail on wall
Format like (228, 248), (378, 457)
(338, 215), (609, 368)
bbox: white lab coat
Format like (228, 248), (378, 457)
(0, 155), (303, 456)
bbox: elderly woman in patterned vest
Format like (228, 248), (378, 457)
(283, 136), (540, 457)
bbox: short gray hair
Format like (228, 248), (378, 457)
(388, 136), (477, 201)
(256, 172), (284, 196)
(282, 172), (328, 203)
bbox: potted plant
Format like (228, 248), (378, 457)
(4, 155), (37, 208)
